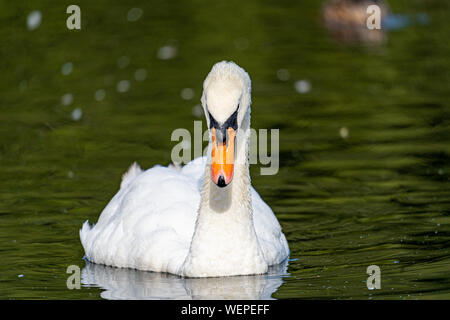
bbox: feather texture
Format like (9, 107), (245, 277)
(80, 156), (289, 276)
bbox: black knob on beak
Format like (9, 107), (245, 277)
(217, 175), (226, 188)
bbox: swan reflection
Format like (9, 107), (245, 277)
(81, 260), (288, 300)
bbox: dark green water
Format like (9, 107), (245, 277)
(0, 1), (449, 299)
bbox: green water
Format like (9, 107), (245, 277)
(0, 0), (449, 299)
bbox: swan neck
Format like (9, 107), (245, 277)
(201, 114), (252, 216)
(181, 109), (268, 277)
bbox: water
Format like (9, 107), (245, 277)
(0, 1), (449, 299)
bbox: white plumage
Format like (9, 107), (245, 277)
(80, 156), (288, 275)
(80, 61), (289, 277)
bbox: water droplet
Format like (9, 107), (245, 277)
(127, 8), (143, 22)
(61, 93), (73, 106)
(134, 68), (147, 82)
(61, 62), (73, 76)
(192, 104), (203, 118)
(181, 88), (194, 100)
(294, 80), (311, 94)
(27, 11), (42, 31)
(117, 56), (130, 69)
(340, 127), (349, 139)
(94, 89), (106, 101)
(71, 108), (83, 121)
(276, 69), (290, 81)
(116, 80), (130, 93)
(157, 45), (177, 60)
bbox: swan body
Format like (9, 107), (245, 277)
(80, 61), (289, 277)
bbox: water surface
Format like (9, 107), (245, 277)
(0, 1), (449, 299)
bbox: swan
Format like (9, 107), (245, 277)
(80, 61), (289, 277)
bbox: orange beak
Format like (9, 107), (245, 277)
(211, 127), (236, 187)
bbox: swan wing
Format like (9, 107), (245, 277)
(80, 162), (201, 275)
(252, 188), (290, 266)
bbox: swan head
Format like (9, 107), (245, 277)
(201, 61), (251, 188)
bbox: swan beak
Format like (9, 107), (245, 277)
(211, 127), (236, 187)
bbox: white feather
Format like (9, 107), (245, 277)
(80, 156), (289, 275)
(120, 161), (143, 189)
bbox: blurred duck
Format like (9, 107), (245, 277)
(80, 61), (289, 278)
(322, 0), (389, 44)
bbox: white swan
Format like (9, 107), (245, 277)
(80, 61), (289, 277)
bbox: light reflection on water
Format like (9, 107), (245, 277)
(82, 260), (288, 300)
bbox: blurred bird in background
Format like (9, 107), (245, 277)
(322, 0), (429, 44)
